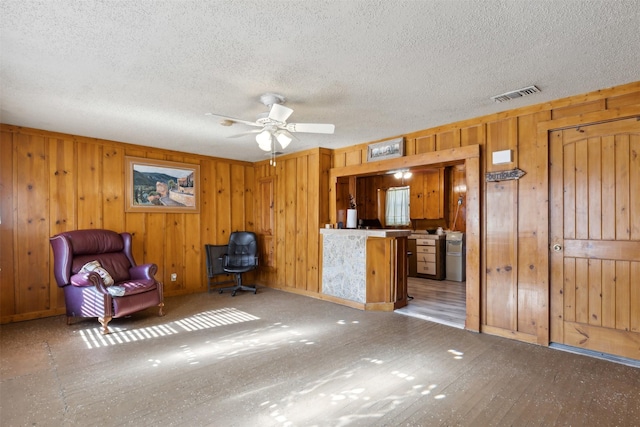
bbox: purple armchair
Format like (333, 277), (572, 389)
(49, 229), (164, 334)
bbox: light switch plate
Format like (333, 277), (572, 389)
(492, 149), (512, 164)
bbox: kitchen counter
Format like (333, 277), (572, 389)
(320, 228), (412, 238)
(408, 233), (444, 240)
(320, 228), (409, 311)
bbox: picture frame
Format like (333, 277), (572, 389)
(367, 137), (405, 162)
(125, 156), (200, 213)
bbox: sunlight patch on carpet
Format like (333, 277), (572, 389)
(78, 307), (259, 349)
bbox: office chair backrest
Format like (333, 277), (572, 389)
(227, 232), (257, 269)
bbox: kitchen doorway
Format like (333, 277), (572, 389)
(396, 277), (466, 328)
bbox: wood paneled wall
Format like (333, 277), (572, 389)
(253, 149), (332, 296)
(1, 81), (639, 347)
(0, 126), (254, 323)
(331, 81), (640, 343)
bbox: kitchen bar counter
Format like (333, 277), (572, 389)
(320, 228), (410, 311)
(320, 228), (412, 238)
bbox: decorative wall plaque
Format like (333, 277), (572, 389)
(485, 168), (526, 182)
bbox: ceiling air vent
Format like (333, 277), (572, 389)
(490, 85), (541, 103)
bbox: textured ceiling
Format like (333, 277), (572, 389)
(1, 1), (639, 162)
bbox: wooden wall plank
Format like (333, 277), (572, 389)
(296, 156), (309, 290)
(215, 162), (231, 242)
(275, 160), (286, 288)
(464, 156), (481, 332)
(14, 134), (50, 313)
(563, 258), (576, 322)
(365, 237), (391, 303)
(184, 210), (202, 292)
(306, 152), (321, 293)
(551, 99), (606, 120)
(76, 142), (102, 229)
(199, 159), (217, 244)
(0, 130), (16, 316)
(615, 261), (630, 331)
(485, 180), (517, 330)
(48, 137), (76, 235)
(563, 143), (576, 239)
(615, 135), (630, 240)
(629, 134), (640, 240)
(549, 130), (565, 342)
(601, 136), (616, 239)
(244, 165), (255, 230)
(230, 163), (245, 232)
(102, 145), (124, 232)
(164, 213), (186, 293)
(516, 112), (549, 336)
(125, 213), (146, 266)
(145, 213), (166, 283)
(606, 91), (640, 108)
(588, 259), (602, 326)
(587, 138), (602, 239)
(48, 136), (75, 312)
(284, 158), (297, 288)
(574, 141), (588, 240)
(631, 262), (640, 333)
(601, 259), (616, 329)
(575, 258), (589, 324)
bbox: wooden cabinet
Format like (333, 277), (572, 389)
(415, 236), (445, 280)
(407, 238), (417, 277)
(409, 168), (446, 219)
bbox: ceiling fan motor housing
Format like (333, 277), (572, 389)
(260, 93), (286, 107)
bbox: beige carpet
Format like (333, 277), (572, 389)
(1, 288), (639, 426)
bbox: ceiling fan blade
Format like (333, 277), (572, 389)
(228, 129), (261, 138)
(268, 104), (294, 123)
(281, 129), (299, 142)
(205, 112), (261, 128)
(286, 123), (335, 134)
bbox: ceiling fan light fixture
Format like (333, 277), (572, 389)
(256, 130), (272, 151)
(275, 131), (292, 149)
(394, 171), (403, 179)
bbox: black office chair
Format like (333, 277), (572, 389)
(204, 244), (234, 293)
(218, 231), (259, 296)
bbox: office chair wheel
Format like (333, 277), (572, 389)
(219, 289), (223, 294)
(253, 289), (257, 294)
(231, 291), (237, 297)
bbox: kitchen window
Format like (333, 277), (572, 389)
(385, 186), (410, 226)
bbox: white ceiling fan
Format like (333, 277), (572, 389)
(206, 93), (335, 152)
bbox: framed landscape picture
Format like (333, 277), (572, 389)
(367, 137), (404, 162)
(125, 156), (200, 213)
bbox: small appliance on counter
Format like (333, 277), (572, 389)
(445, 231), (465, 282)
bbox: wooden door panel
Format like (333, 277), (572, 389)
(551, 116), (640, 360)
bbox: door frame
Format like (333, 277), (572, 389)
(538, 105), (640, 346)
(329, 144), (481, 331)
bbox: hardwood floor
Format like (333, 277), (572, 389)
(2, 288), (639, 426)
(396, 277), (466, 328)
